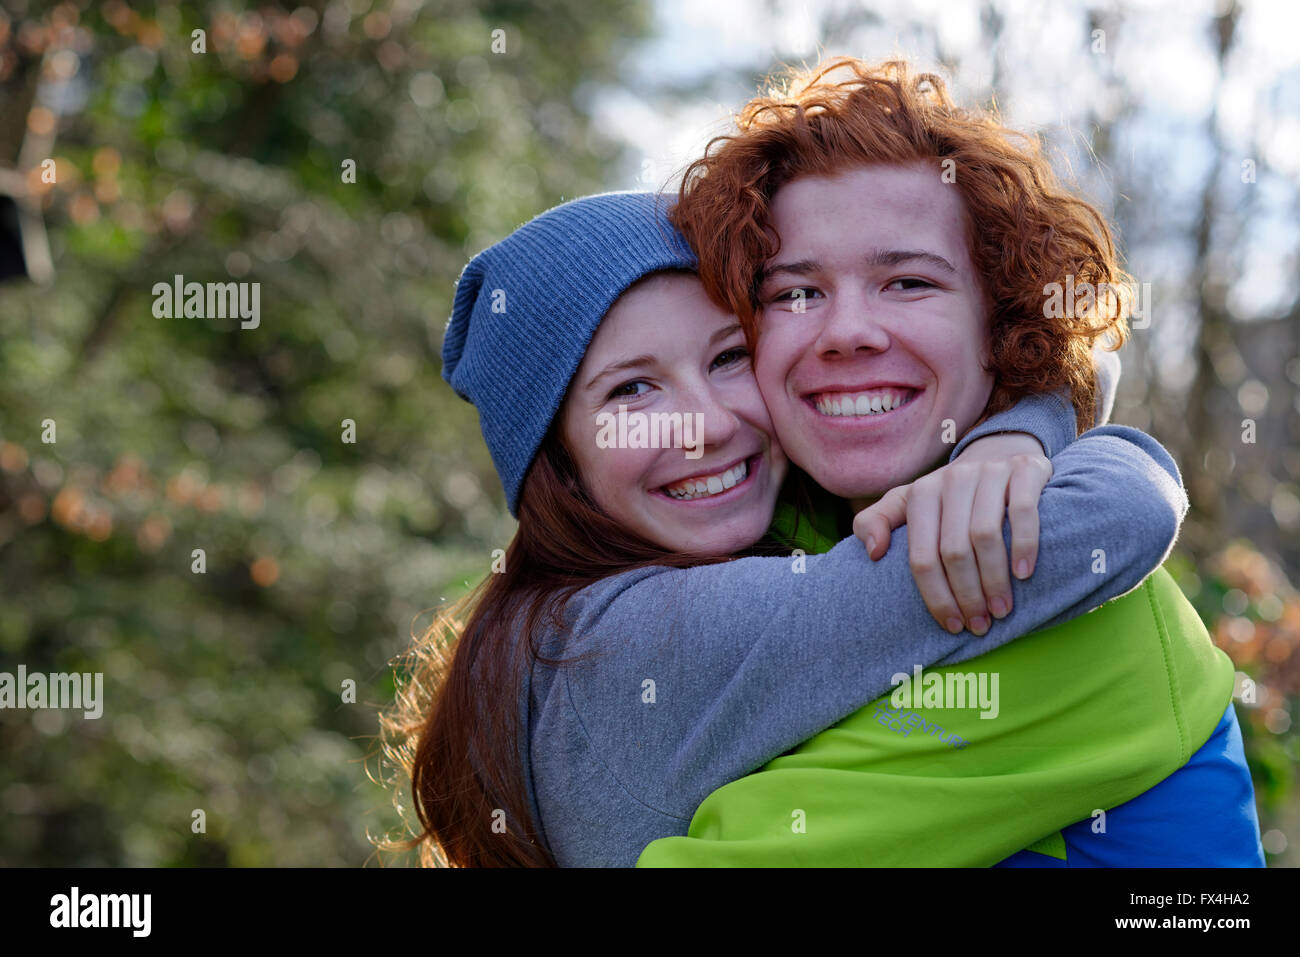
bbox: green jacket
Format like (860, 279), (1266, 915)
(637, 507), (1233, 867)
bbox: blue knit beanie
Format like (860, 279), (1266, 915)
(441, 191), (699, 516)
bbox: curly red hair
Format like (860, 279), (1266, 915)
(671, 57), (1131, 430)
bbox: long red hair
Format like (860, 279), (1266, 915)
(671, 57), (1132, 430)
(378, 429), (752, 866)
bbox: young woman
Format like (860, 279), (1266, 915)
(380, 190), (1253, 867)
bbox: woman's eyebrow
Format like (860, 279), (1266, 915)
(708, 323), (744, 346)
(582, 325), (740, 393)
(584, 355), (656, 391)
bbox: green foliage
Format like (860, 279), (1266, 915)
(1166, 545), (1300, 863)
(0, 0), (648, 866)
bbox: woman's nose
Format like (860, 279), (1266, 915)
(676, 382), (741, 453)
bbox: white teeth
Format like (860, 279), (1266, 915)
(663, 460), (750, 500)
(815, 390), (912, 417)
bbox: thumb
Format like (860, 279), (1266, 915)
(853, 485), (910, 559)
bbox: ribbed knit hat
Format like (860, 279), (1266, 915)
(441, 191), (698, 516)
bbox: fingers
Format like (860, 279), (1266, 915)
(865, 451), (1051, 638)
(936, 465), (991, 635)
(905, 477), (966, 635)
(968, 462), (1015, 621)
(1007, 454), (1052, 580)
(852, 486), (909, 559)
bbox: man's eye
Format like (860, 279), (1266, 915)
(711, 347), (749, 370)
(887, 278), (935, 291)
(608, 380), (649, 400)
(771, 287), (819, 303)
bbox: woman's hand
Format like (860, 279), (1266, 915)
(852, 433), (1053, 636)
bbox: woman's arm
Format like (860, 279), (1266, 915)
(548, 425), (1186, 820)
(636, 569), (1236, 868)
(949, 341), (1121, 460)
(894, 345), (1123, 630)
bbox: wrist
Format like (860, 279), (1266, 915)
(956, 431), (1046, 463)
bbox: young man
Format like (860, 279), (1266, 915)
(640, 57), (1264, 866)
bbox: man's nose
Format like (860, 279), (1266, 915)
(814, 286), (891, 357)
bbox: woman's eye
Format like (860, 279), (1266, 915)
(711, 347), (749, 370)
(607, 380), (649, 401)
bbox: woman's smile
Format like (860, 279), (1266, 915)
(651, 452), (763, 505)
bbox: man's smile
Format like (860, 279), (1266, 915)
(807, 386), (922, 418)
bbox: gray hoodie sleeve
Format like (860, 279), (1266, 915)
(1093, 345), (1121, 426)
(950, 343), (1121, 459)
(549, 424), (1186, 820)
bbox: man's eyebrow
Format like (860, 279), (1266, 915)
(865, 248), (958, 273)
(759, 259), (820, 283)
(584, 355), (656, 391)
(760, 250), (958, 283)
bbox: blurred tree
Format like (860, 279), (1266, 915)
(0, 0), (649, 865)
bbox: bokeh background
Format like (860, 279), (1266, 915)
(0, 0), (1296, 866)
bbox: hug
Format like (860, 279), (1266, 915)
(385, 57), (1264, 868)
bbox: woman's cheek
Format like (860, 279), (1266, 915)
(613, 447), (661, 508)
(754, 325), (802, 403)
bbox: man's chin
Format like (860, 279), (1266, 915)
(799, 444), (952, 502)
(804, 470), (896, 503)
(799, 458), (912, 499)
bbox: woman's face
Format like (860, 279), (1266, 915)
(560, 272), (788, 554)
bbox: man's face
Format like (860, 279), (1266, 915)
(754, 162), (996, 500)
